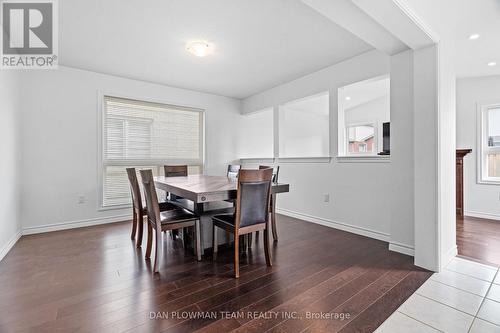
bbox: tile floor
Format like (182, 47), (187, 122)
(376, 257), (500, 333)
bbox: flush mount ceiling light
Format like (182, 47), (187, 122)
(345, 96), (351, 101)
(468, 34), (480, 40)
(488, 61), (497, 67)
(186, 41), (213, 57)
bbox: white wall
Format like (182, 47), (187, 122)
(397, 0), (458, 271)
(390, 50), (415, 255)
(437, 40), (458, 270)
(18, 66), (242, 233)
(279, 107), (329, 158)
(457, 75), (500, 220)
(239, 108), (274, 158)
(242, 50), (394, 241)
(413, 45), (440, 270)
(0, 72), (22, 260)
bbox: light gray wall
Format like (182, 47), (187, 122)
(0, 72), (22, 261)
(413, 45), (439, 270)
(18, 67), (243, 233)
(438, 39), (458, 270)
(390, 50), (415, 254)
(242, 50), (394, 242)
(457, 75), (500, 220)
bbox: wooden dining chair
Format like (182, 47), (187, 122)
(140, 169), (201, 273)
(163, 165), (189, 237)
(259, 165), (280, 183)
(164, 165), (188, 177)
(164, 164), (188, 201)
(259, 165), (280, 241)
(227, 164), (241, 179)
(126, 168), (178, 248)
(212, 168), (273, 278)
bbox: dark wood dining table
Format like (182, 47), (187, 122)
(154, 174), (290, 251)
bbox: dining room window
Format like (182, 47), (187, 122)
(338, 76), (390, 158)
(478, 103), (500, 184)
(100, 95), (204, 208)
(346, 124), (376, 155)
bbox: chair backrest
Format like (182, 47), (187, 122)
(227, 164), (241, 179)
(235, 168), (273, 228)
(126, 168), (143, 213)
(259, 165), (280, 183)
(139, 169), (161, 226)
(164, 165), (188, 177)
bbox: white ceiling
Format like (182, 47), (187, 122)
(447, 0), (500, 78)
(305, 0), (500, 79)
(340, 76), (390, 110)
(398, 0), (500, 78)
(58, 0), (373, 99)
(284, 92), (329, 116)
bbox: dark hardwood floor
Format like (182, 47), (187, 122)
(0, 215), (431, 333)
(457, 215), (500, 266)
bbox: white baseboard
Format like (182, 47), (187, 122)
(22, 214), (131, 235)
(389, 241), (415, 257)
(0, 215), (131, 262)
(464, 210), (500, 221)
(276, 208), (389, 242)
(0, 229), (22, 262)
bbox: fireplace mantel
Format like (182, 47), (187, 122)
(456, 149), (472, 216)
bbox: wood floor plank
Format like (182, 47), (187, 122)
(195, 244), (388, 333)
(0, 214), (431, 333)
(457, 215), (500, 266)
(303, 263), (414, 332)
(234, 250), (410, 333)
(337, 270), (432, 333)
(43, 223), (334, 332)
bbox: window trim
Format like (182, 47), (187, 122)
(97, 91), (206, 211)
(477, 102), (500, 185)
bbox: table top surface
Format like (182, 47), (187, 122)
(154, 174), (289, 195)
(155, 174), (237, 194)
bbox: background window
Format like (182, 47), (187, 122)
(278, 92), (330, 158)
(101, 96), (203, 208)
(481, 106), (500, 182)
(338, 76), (390, 157)
(347, 124), (375, 154)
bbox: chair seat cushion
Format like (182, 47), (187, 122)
(160, 208), (197, 224)
(159, 201), (181, 211)
(141, 201), (178, 215)
(213, 213), (266, 230)
(213, 214), (235, 225)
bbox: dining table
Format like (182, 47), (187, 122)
(154, 174), (290, 251)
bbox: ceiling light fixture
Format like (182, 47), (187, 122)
(488, 61), (497, 67)
(345, 96), (351, 101)
(468, 34), (480, 40)
(186, 41), (212, 57)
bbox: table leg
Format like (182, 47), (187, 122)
(271, 194), (278, 242)
(193, 203), (205, 254)
(170, 193), (179, 238)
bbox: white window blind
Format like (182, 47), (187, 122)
(101, 96), (203, 207)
